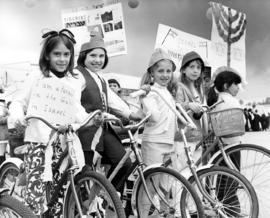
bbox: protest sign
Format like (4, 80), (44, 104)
(61, 3), (127, 57)
(27, 79), (77, 125)
(154, 23), (210, 72)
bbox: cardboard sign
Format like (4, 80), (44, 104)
(27, 79), (77, 125)
(61, 3), (127, 57)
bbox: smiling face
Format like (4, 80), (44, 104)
(48, 41), (71, 72)
(84, 48), (106, 72)
(151, 59), (173, 87)
(182, 59), (202, 82)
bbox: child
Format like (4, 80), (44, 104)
(207, 66), (243, 216)
(140, 48), (177, 167)
(74, 32), (142, 197)
(207, 66), (243, 144)
(139, 48), (179, 218)
(8, 29), (89, 217)
(174, 51), (206, 169)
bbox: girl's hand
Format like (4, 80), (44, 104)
(188, 102), (203, 114)
(93, 113), (103, 127)
(140, 84), (151, 95)
(129, 111), (144, 121)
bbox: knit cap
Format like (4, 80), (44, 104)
(180, 51), (204, 71)
(79, 31), (106, 53)
(147, 48), (176, 72)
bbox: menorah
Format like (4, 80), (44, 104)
(210, 2), (247, 67)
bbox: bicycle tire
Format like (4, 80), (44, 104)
(181, 166), (259, 218)
(135, 167), (204, 218)
(0, 195), (36, 218)
(63, 170), (126, 218)
(211, 143), (270, 218)
(0, 163), (22, 200)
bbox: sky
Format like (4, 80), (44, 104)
(0, 0), (270, 103)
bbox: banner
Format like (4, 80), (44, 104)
(61, 3), (127, 57)
(209, 2), (247, 83)
(154, 24), (210, 74)
(27, 79), (77, 125)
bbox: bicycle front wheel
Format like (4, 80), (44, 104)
(136, 167), (204, 218)
(63, 171), (125, 218)
(0, 195), (36, 218)
(212, 143), (270, 218)
(181, 166), (258, 218)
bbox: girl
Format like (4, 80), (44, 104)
(8, 29), (89, 217)
(174, 51), (206, 169)
(207, 66), (243, 216)
(74, 32), (142, 199)
(140, 48), (177, 167)
(139, 48), (180, 218)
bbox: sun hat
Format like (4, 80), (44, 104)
(147, 48), (176, 72)
(180, 51), (204, 71)
(79, 31), (106, 53)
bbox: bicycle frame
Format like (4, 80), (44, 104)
(97, 113), (174, 215)
(25, 111), (101, 218)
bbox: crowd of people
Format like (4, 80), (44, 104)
(244, 107), (270, 132)
(0, 28), (266, 217)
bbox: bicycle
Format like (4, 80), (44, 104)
(1, 110), (126, 218)
(131, 88), (259, 218)
(93, 113), (204, 218)
(0, 188), (36, 218)
(180, 103), (270, 218)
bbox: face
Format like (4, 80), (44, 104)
(109, 83), (120, 94)
(151, 60), (173, 87)
(48, 41), (71, 72)
(84, 48), (106, 73)
(226, 83), (240, 97)
(183, 60), (202, 82)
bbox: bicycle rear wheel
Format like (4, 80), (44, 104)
(0, 195), (36, 218)
(63, 170), (125, 218)
(136, 167), (204, 218)
(181, 166), (258, 218)
(211, 143), (270, 218)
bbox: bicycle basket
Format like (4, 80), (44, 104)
(209, 108), (245, 138)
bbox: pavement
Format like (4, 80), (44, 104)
(242, 130), (270, 148)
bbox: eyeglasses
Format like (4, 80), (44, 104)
(42, 29), (76, 44)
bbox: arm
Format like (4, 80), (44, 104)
(141, 92), (161, 122)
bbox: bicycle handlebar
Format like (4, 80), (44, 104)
(25, 109), (102, 131)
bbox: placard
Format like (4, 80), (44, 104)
(27, 79), (77, 125)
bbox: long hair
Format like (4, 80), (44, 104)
(39, 31), (76, 77)
(76, 48), (109, 69)
(180, 59), (204, 101)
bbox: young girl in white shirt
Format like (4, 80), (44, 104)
(8, 29), (89, 217)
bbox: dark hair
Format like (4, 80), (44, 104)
(207, 70), (242, 106)
(108, 78), (120, 88)
(39, 30), (76, 77)
(77, 48), (109, 69)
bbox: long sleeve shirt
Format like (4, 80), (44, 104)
(8, 72), (89, 144)
(141, 83), (177, 144)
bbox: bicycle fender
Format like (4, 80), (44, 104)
(0, 157), (23, 170)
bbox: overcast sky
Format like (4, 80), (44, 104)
(0, 0), (269, 102)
